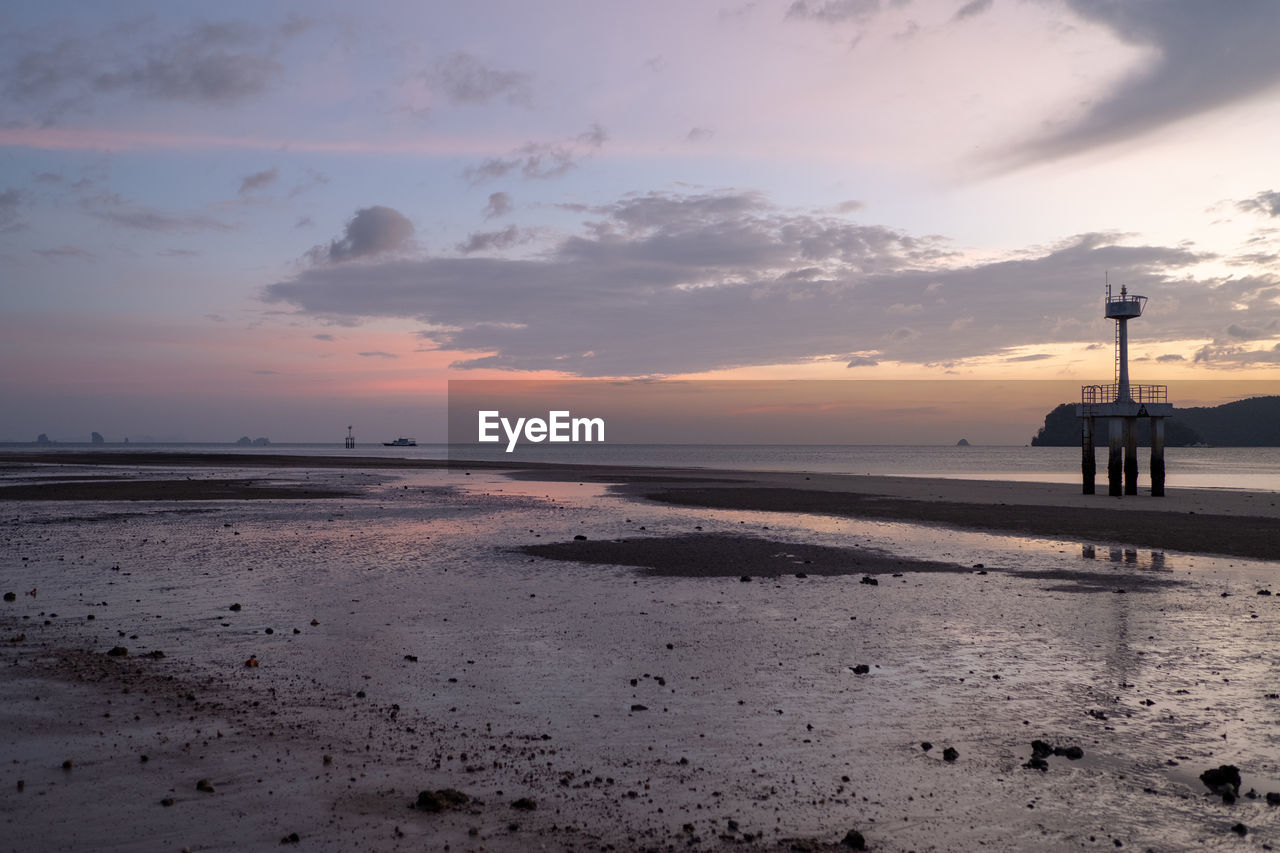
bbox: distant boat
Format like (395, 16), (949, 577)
(382, 437), (417, 446)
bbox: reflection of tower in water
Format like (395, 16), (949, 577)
(1078, 543), (1170, 688)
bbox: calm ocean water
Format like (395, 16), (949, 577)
(8, 442), (1280, 492)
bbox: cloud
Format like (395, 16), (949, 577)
(357, 351), (398, 359)
(80, 192), (233, 233)
(266, 189), (1238, 376)
(428, 53), (532, 106)
(34, 245), (94, 260)
(846, 356), (880, 367)
(1004, 353), (1052, 362)
(952, 0), (992, 22)
(463, 124), (607, 184)
(313, 333), (336, 341)
(1237, 190), (1280, 218)
(312, 206), (414, 263)
(33, 172), (62, 184)
(238, 167), (278, 195)
(0, 188), (26, 232)
(158, 248), (200, 257)
(3, 20), (294, 123)
(483, 192), (512, 220)
(1004, 0), (1280, 165)
(785, 0), (884, 23)
(456, 225), (530, 255)
(686, 126), (714, 143)
(1155, 353), (1184, 362)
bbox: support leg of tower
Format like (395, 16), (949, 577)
(1108, 418), (1123, 497)
(1150, 417), (1165, 497)
(1082, 416), (1096, 495)
(1124, 417), (1138, 495)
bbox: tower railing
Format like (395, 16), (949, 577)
(1080, 383), (1168, 405)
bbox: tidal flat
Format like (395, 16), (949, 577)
(2, 455), (1279, 851)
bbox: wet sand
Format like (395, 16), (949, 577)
(3, 450), (1278, 558)
(2, 453), (1280, 851)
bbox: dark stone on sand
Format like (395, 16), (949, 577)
(414, 788), (470, 812)
(280, 832), (300, 844)
(356, 690), (366, 698)
(851, 665), (870, 675)
(740, 575), (751, 582)
(1056, 745), (1084, 760)
(943, 747), (959, 762)
(142, 650), (165, 659)
(1258, 589), (1272, 595)
(404, 654), (418, 662)
(159, 797), (174, 806)
(106, 646), (128, 657)
(574, 534), (587, 541)
(1031, 740), (1053, 759)
(62, 760), (73, 769)
(860, 576), (878, 585)
(1231, 823), (1247, 837)
(631, 704), (649, 711)
(1023, 757), (1049, 771)
(1266, 791), (1280, 805)
(795, 572), (808, 578)
(229, 603), (242, 612)
(1200, 765), (1241, 796)
(3, 592), (14, 602)
(511, 797), (537, 811)
(920, 742), (932, 752)
(415, 790), (447, 812)
(841, 828), (867, 849)
(196, 779), (214, 793)
(265, 627), (273, 634)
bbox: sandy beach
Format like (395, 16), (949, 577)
(2, 452), (1279, 851)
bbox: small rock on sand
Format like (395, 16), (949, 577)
(841, 829), (867, 849)
(860, 576), (878, 586)
(511, 797), (537, 811)
(106, 646), (128, 657)
(414, 788), (469, 812)
(196, 779), (214, 793)
(943, 747), (959, 762)
(1199, 765), (1241, 797)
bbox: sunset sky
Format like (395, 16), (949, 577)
(4, 0), (1280, 443)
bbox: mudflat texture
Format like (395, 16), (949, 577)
(2, 455), (1279, 851)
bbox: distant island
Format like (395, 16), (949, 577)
(234, 436), (272, 446)
(1031, 395), (1280, 446)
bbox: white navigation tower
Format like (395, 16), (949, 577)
(1076, 282), (1173, 496)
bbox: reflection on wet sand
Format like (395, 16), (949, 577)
(2, 463), (1279, 852)
(1081, 544), (1169, 570)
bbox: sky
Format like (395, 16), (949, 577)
(3, 0), (1280, 443)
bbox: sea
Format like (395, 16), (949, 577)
(6, 442), (1280, 492)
